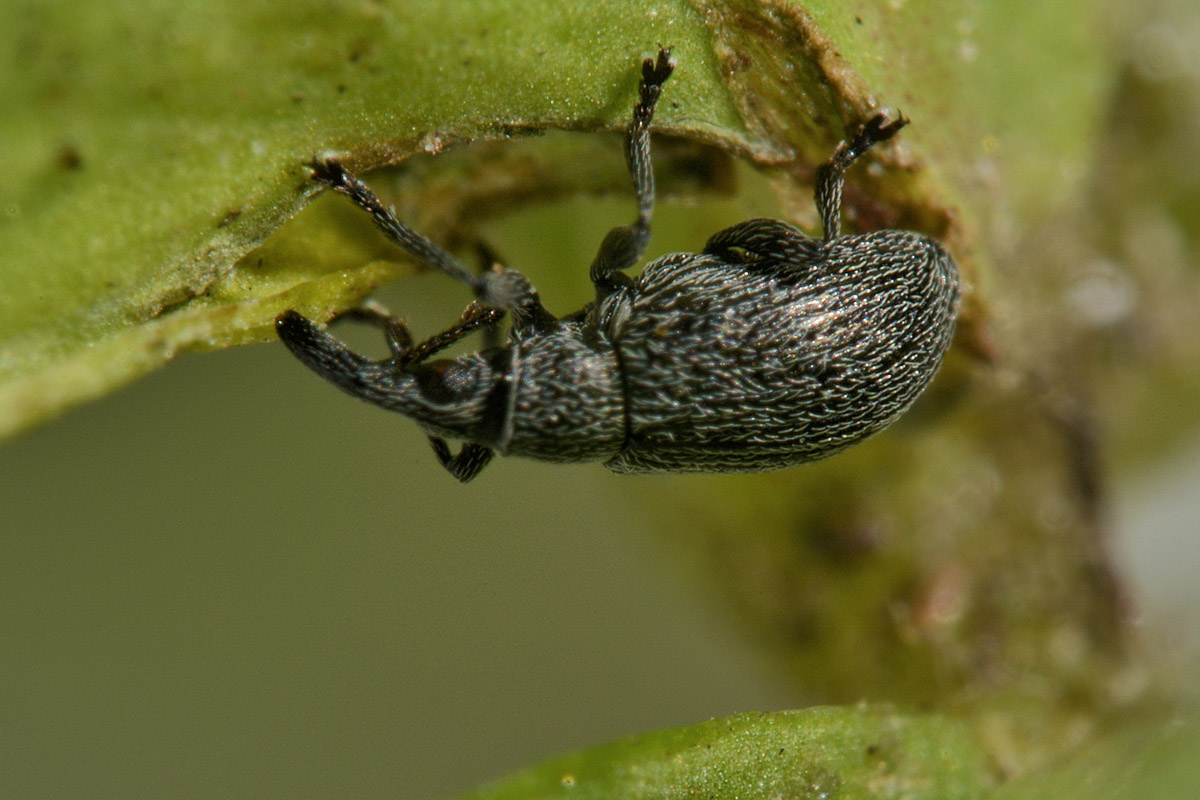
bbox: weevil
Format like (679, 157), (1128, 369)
(276, 48), (960, 482)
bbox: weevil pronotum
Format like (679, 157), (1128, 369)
(276, 48), (960, 482)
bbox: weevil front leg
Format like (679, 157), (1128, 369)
(308, 157), (554, 330)
(340, 300), (502, 369)
(428, 437), (494, 483)
(334, 301), (416, 360)
(815, 112), (909, 242)
(589, 47), (675, 299)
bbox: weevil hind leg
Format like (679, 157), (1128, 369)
(814, 110), (909, 242)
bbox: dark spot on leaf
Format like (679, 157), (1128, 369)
(56, 145), (83, 171)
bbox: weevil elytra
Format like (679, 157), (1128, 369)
(276, 48), (960, 482)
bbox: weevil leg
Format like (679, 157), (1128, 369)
(309, 157), (548, 322)
(310, 157), (482, 287)
(335, 301), (415, 359)
(429, 437), (494, 483)
(336, 301), (503, 369)
(815, 111), (909, 242)
(589, 47), (675, 297)
(394, 302), (503, 368)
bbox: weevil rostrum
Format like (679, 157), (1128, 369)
(276, 49), (960, 482)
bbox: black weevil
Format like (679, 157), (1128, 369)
(276, 48), (960, 482)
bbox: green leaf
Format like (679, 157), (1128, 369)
(1, 0), (751, 437)
(459, 708), (990, 800)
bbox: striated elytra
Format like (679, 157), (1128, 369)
(276, 48), (960, 482)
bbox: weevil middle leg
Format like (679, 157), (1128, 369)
(589, 48), (675, 299)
